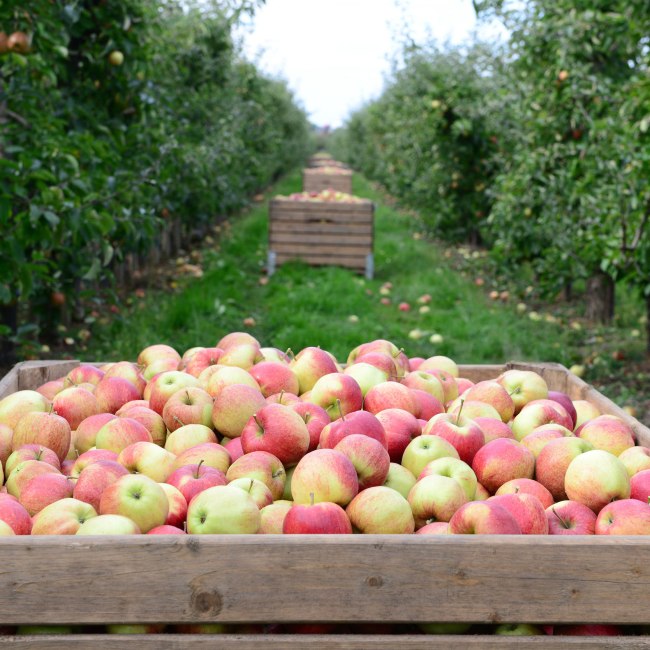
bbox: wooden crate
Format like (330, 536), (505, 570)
(302, 168), (353, 195)
(1, 360), (650, 649)
(307, 157), (349, 169)
(268, 198), (374, 279)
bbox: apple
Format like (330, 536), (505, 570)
(240, 403), (309, 467)
(446, 399), (501, 422)
(0, 390), (50, 429)
(342, 362), (389, 396)
(5, 444), (60, 475)
(108, 50), (124, 66)
(95, 417), (152, 454)
(354, 352), (399, 381)
(511, 400), (573, 441)
(259, 500), (293, 534)
(249, 362), (300, 398)
(186, 485), (260, 534)
(547, 390), (577, 428)
(631, 469), (650, 502)
(259, 347), (291, 364)
(165, 424), (217, 456)
(418, 355), (459, 378)
(73, 460), (130, 511)
(211, 384), (266, 438)
(166, 462), (227, 504)
(595, 499), (650, 535)
(416, 522), (450, 534)
(65, 364), (105, 387)
(20, 473), (74, 516)
(6, 460), (60, 499)
(401, 372), (445, 403)
(319, 410), (386, 449)
(173, 442), (231, 474)
(100, 473), (169, 532)
(226, 450), (286, 500)
(219, 342), (264, 370)
(619, 446), (650, 477)
(148, 371), (200, 415)
(68, 449), (119, 478)
(520, 424), (573, 457)
(0, 520), (17, 536)
(228, 477), (274, 509)
(409, 389), (444, 420)
(147, 525), (186, 535)
(0, 423), (13, 466)
(137, 344), (181, 369)
(364, 381), (417, 416)
(472, 417), (514, 443)
(223, 436), (244, 462)
(289, 402), (330, 451)
(423, 368), (459, 403)
(496, 369), (548, 414)
(205, 366), (260, 398)
(487, 493), (548, 534)
(408, 474), (468, 524)
(333, 434), (390, 489)
(73, 413), (118, 454)
(422, 412), (485, 464)
(51, 387), (99, 431)
(163, 387), (213, 432)
(460, 381), (515, 422)
(564, 450), (631, 512)
(103, 362), (147, 394)
(158, 483), (188, 529)
(0, 493), (32, 534)
(572, 400), (601, 429)
(184, 348), (224, 378)
(94, 377), (141, 414)
(12, 410), (71, 463)
(179, 347), (206, 370)
(471, 438), (535, 494)
(346, 486), (415, 533)
(455, 378), (475, 395)
(495, 478), (554, 509)
(76, 514), (141, 535)
(310, 373), (363, 419)
(266, 391), (302, 406)
(283, 498), (352, 534)
(31, 498), (98, 535)
(554, 624), (622, 636)
(143, 357), (181, 381)
(546, 500), (597, 535)
(36, 379), (66, 400)
(535, 436), (594, 500)
(117, 441), (176, 482)
(375, 408), (421, 462)
(401, 435), (459, 479)
(449, 500), (522, 534)
(118, 406), (166, 447)
(494, 624), (543, 636)
(418, 457), (477, 501)
(575, 415), (635, 456)
(291, 449), (358, 506)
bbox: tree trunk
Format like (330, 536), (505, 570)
(585, 271), (615, 324)
(0, 301), (18, 367)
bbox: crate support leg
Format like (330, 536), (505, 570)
(365, 253), (374, 280)
(267, 251), (277, 277)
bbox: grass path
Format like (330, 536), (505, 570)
(82, 169), (576, 367)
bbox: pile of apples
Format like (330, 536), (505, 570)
(277, 190), (368, 203)
(0, 334), (648, 538)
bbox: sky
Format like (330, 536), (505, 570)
(238, 0), (506, 128)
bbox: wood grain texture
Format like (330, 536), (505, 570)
(271, 222), (372, 235)
(1, 635), (649, 649)
(274, 253), (367, 270)
(0, 361), (81, 399)
(1, 536), (650, 625)
(269, 234), (373, 247)
(303, 173), (353, 194)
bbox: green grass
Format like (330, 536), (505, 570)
(81, 170), (581, 367)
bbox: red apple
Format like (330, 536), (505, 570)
(375, 408), (421, 462)
(0, 390), (50, 429)
(31, 498), (98, 535)
(94, 377), (142, 414)
(449, 500), (522, 534)
(487, 493), (548, 534)
(410, 389), (444, 420)
(65, 364), (105, 387)
(472, 417), (514, 443)
(117, 441), (176, 482)
(422, 412), (485, 465)
(223, 436), (244, 463)
(12, 410), (71, 463)
(68, 449), (118, 478)
(73, 459), (130, 511)
(289, 402), (330, 451)
(249, 362), (300, 398)
(595, 499), (650, 535)
(211, 384), (266, 439)
(319, 410), (386, 449)
(401, 372), (445, 403)
(20, 472), (74, 516)
(226, 451), (286, 500)
(416, 522), (450, 534)
(461, 380), (515, 422)
(334, 434), (390, 489)
(547, 390), (577, 428)
(283, 499), (352, 534)
(95, 417), (152, 454)
(147, 525), (186, 535)
(546, 500), (597, 535)
(5, 444), (60, 475)
(184, 347), (224, 378)
(163, 387), (214, 432)
(74, 413), (118, 454)
(575, 415), (635, 456)
(0, 493), (32, 534)
(173, 442), (231, 474)
(495, 478), (554, 509)
(471, 438), (535, 494)
(535, 436), (594, 500)
(291, 449), (358, 506)
(166, 462), (227, 504)
(259, 500), (293, 534)
(103, 362), (147, 394)
(511, 400), (573, 441)
(118, 406), (166, 447)
(158, 483), (188, 529)
(52, 387), (99, 431)
(310, 373), (363, 419)
(364, 381), (417, 416)
(228, 477), (274, 509)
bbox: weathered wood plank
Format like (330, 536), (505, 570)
(269, 233), (373, 247)
(272, 243), (371, 256)
(303, 174), (353, 194)
(0, 536), (650, 625)
(270, 222), (372, 235)
(274, 253), (367, 269)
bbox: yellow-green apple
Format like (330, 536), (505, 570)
(496, 369), (548, 414)
(343, 362), (389, 396)
(74, 413), (117, 454)
(0, 423), (13, 466)
(226, 450), (286, 500)
(184, 348), (224, 378)
(73, 459), (130, 510)
(5, 444), (60, 474)
(408, 474), (468, 524)
(449, 500), (522, 534)
(100, 473), (168, 532)
(410, 389), (444, 420)
(447, 399), (501, 421)
(51, 387), (99, 431)
(283, 498), (352, 534)
(137, 344), (181, 368)
(289, 347), (339, 395)
(630, 469), (650, 502)
(416, 522), (450, 534)
(364, 381), (417, 416)
(282, 465), (295, 500)
(472, 417), (514, 443)
(211, 384), (266, 438)
(68, 449), (118, 478)
(422, 412), (485, 464)
(219, 342), (264, 370)
(572, 400), (601, 429)
(117, 441), (176, 482)
(228, 477), (274, 509)
(520, 424), (574, 457)
(487, 493), (548, 534)
(76, 514), (141, 535)
(333, 434), (390, 488)
(494, 624), (543, 636)
(240, 403), (309, 466)
(266, 391), (302, 405)
(383, 462), (416, 498)
(289, 402), (330, 451)
(346, 485), (415, 533)
(460, 381), (515, 423)
(19, 472), (74, 515)
(36, 379), (66, 400)
(575, 415), (635, 456)
(564, 450), (631, 512)
(165, 424), (217, 456)
(204, 365), (260, 397)
(94, 377), (141, 414)
(423, 368), (459, 403)
(511, 400), (573, 441)
(595, 499), (650, 534)
(0, 390), (50, 429)
(223, 436), (244, 462)
(166, 462), (227, 504)
(217, 331), (260, 351)
(547, 390), (577, 428)
(418, 355), (459, 378)
(6, 460), (60, 499)
(474, 483), (490, 500)
(65, 364), (105, 387)
(354, 352), (399, 381)
(401, 435), (459, 478)
(535, 437), (595, 500)
(291, 449), (358, 506)
(471, 438), (535, 494)
(259, 500), (293, 534)
(118, 406), (166, 447)
(163, 387), (213, 432)
(173, 441), (231, 474)
(401, 372), (445, 403)
(310, 373), (363, 419)
(319, 410), (386, 449)
(619, 446), (650, 477)
(95, 417), (152, 454)
(418, 457), (477, 500)
(12, 410), (70, 463)
(260, 347), (291, 364)
(148, 371), (200, 415)
(0, 493), (32, 534)
(158, 482), (187, 528)
(30, 498), (97, 535)
(495, 478), (554, 509)
(186, 484), (260, 534)
(143, 356), (180, 381)
(103, 362), (146, 394)
(375, 408), (421, 462)
(148, 525), (186, 535)
(546, 500), (596, 535)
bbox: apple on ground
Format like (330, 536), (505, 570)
(225, 450), (286, 500)
(31, 498), (98, 535)
(546, 500), (597, 535)
(346, 486), (415, 533)
(186, 485), (260, 534)
(291, 449), (358, 506)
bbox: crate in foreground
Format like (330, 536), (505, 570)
(268, 195), (374, 279)
(303, 167), (353, 194)
(1, 360), (650, 648)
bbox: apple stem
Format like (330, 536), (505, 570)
(248, 479), (254, 493)
(278, 390), (285, 404)
(455, 398), (465, 426)
(173, 415), (186, 427)
(286, 348), (295, 360)
(310, 492), (315, 506)
(336, 399), (344, 420)
(185, 389), (192, 404)
(195, 459), (204, 478)
(48, 403), (54, 415)
(253, 414), (263, 430)
(551, 507), (570, 529)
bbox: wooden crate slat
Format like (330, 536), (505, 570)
(303, 174), (353, 194)
(1, 536), (650, 625)
(269, 233), (373, 247)
(270, 222), (372, 235)
(0, 361), (82, 399)
(272, 243), (371, 256)
(274, 254), (367, 270)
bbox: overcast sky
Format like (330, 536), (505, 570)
(237, 0), (506, 128)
